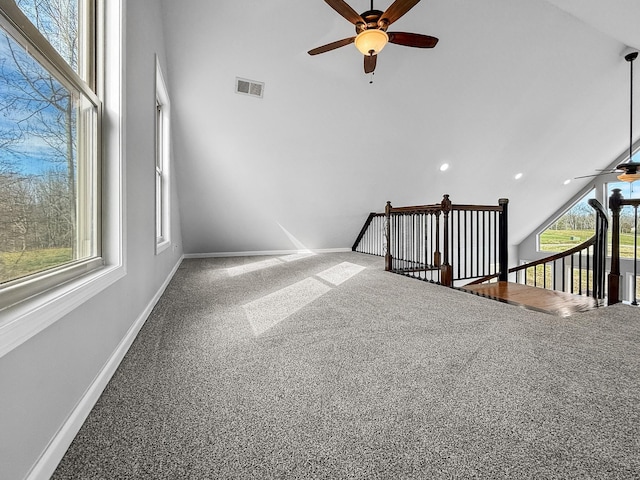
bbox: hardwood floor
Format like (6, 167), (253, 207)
(461, 281), (600, 317)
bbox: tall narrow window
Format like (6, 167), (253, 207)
(0, 0), (100, 304)
(155, 58), (170, 253)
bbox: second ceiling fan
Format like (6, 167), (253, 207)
(308, 0), (439, 74)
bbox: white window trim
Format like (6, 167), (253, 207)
(626, 271), (639, 304)
(0, 0), (125, 359)
(155, 56), (171, 255)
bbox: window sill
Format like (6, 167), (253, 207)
(0, 263), (125, 358)
(156, 238), (171, 255)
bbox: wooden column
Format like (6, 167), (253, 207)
(384, 201), (392, 271)
(498, 198), (509, 282)
(440, 194), (453, 286)
(608, 188), (622, 305)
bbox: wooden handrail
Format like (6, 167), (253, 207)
(388, 203), (504, 214)
(388, 204), (442, 214)
(510, 237), (596, 274)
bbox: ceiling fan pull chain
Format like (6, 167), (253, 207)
(369, 71), (375, 84)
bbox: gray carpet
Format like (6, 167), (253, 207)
(53, 252), (640, 479)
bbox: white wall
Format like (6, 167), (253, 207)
(0, 1), (183, 478)
(161, 0), (634, 256)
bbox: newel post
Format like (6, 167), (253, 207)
(384, 201), (392, 271)
(608, 188), (623, 305)
(440, 194), (453, 286)
(498, 198), (509, 282)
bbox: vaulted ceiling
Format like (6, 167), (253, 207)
(159, 0), (640, 254)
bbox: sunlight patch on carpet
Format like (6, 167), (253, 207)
(227, 258), (284, 277)
(243, 262), (366, 336)
(315, 262), (366, 286)
(280, 252), (315, 262)
(243, 277), (331, 336)
(227, 252), (316, 277)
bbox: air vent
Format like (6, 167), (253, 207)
(235, 77), (264, 98)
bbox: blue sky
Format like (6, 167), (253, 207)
(0, 27), (72, 177)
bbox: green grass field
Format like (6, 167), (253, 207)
(0, 248), (73, 284)
(540, 229), (640, 257)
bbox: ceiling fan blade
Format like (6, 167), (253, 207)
(364, 54), (377, 73)
(574, 171), (617, 179)
(574, 174), (605, 179)
(380, 0), (420, 26)
(388, 32), (439, 48)
(308, 36), (356, 55)
(324, 0), (364, 25)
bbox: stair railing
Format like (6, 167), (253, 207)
(353, 196), (610, 305)
(467, 198), (608, 304)
(352, 212), (385, 256)
(378, 195), (509, 286)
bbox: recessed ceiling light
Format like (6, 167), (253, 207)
(514, 173), (523, 180)
(564, 179), (571, 185)
(440, 163), (449, 172)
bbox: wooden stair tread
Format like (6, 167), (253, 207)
(462, 281), (599, 317)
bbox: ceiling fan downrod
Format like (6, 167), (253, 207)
(625, 50), (638, 165)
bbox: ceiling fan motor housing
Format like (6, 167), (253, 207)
(356, 10), (386, 33)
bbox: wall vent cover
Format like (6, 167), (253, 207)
(236, 77), (264, 98)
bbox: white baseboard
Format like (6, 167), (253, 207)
(26, 255), (184, 480)
(184, 247), (351, 259)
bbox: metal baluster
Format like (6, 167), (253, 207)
(457, 211), (461, 280)
(578, 250), (583, 295)
(493, 211), (497, 276)
(633, 205), (638, 305)
(421, 213), (425, 281)
(570, 254), (575, 294)
(476, 210), (480, 278)
(586, 247), (590, 297)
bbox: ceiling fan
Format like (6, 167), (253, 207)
(574, 162), (640, 181)
(308, 0), (439, 74)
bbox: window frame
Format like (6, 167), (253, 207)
(0, 1), (101, 299)
(0, 0), (125, 358)
(536, 188), (597, 252)
(155, 56), (171, 254)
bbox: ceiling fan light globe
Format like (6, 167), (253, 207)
(354, 29), (388, 55)
(617, 172), (640, 182)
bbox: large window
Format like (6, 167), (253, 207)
(538, 189), (596, 252)
(0, 0), (100, 305)
(537, 148), (640, 260)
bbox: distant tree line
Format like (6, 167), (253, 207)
(548, 202), (596, 232)
(549, 199), (638, 234)
(0, 169), (73, 253)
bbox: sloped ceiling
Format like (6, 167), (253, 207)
(160, 0), (640, 254)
